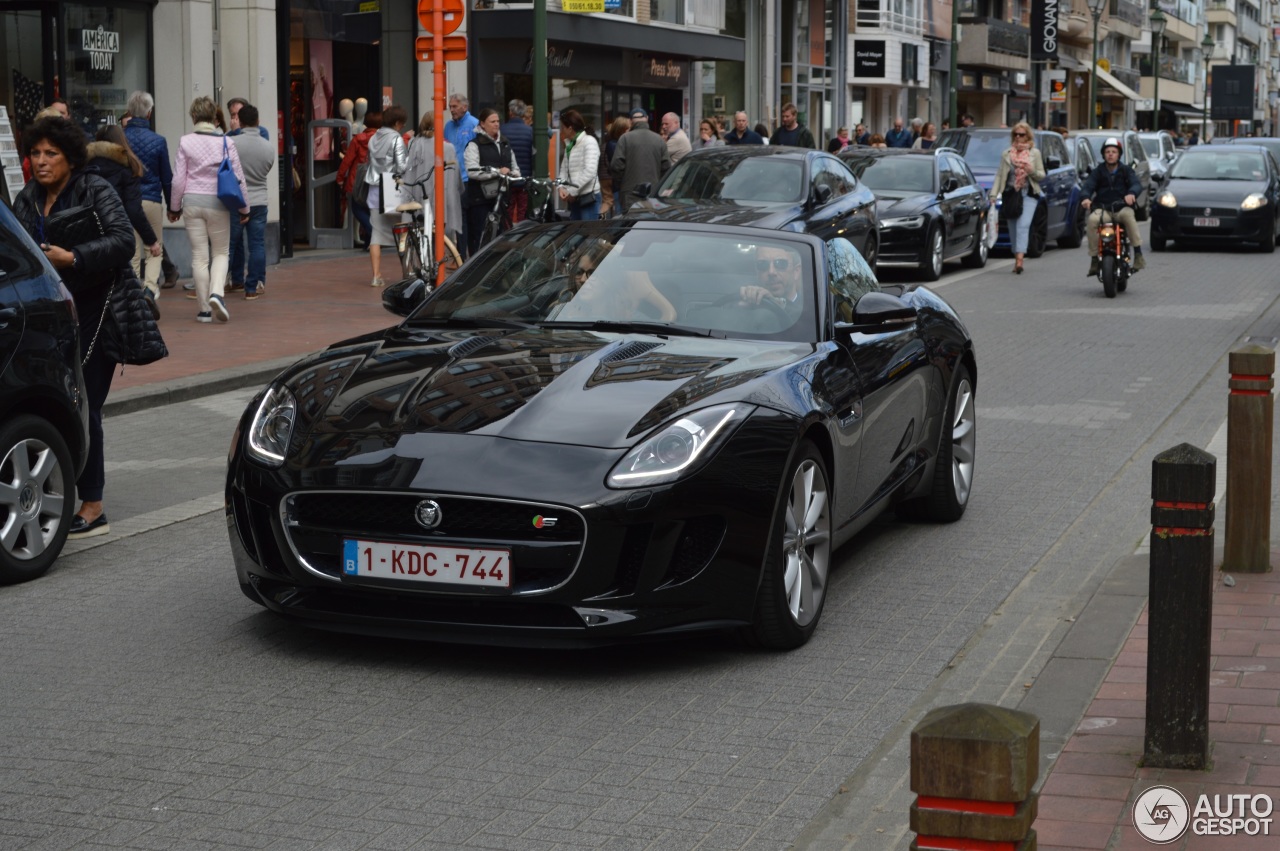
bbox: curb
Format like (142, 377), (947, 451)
(102, 355), (301, 417)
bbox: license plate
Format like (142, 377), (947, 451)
(1193, 217), (1219, 227)
(342, 539), (511, 588)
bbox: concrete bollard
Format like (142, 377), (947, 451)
(1224, 344), (1274, 573)
(1144, 443), (1215, 769)
(910, 703), (1039, 851)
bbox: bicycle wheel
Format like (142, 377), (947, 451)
(403, 226), (425, 279)
(441, 236), (463, 271)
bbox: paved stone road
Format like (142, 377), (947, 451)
(2, 234), (1277, 849)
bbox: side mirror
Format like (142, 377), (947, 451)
(836, 291), (918, 334)
(811, 183), (834, 206)
(634, 182), (652, 200)
(1045, 156), (1062, 170)
(382, 276), (432, 317)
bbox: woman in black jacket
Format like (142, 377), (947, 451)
(13, 116), (136, 540)
(86, 124), (162, 318)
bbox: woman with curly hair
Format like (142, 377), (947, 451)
(12, 116), (136, 539)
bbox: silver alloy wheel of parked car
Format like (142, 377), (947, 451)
(950, 376), (976, 506)
(0, 425), (69, 568)
(783, 454), (831, 627)
(923, 225), (944, 281)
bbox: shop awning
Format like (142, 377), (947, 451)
(1161, 100), (1206, 118)
(1095, 66), (1142, 101)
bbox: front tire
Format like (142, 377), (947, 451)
(920, 224), (944, 281)
(747, 443), (831, 650)
(1151, 233), (1167, 251)
(916, 365), (976, 523)
(0, 415), (75, 585)
(1101, 254), (1117, 298)
(861, 233), (879, 271)
(962, 216), (989, 268)
(1259, 216), (1276, 253)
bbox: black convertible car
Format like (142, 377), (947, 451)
(226, 220), (976, 649)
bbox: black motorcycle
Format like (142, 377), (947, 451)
(1091, 199), (1134, 299)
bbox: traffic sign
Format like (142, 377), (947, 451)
(415, 35), (467, 62)
(417, 0), (464, 35)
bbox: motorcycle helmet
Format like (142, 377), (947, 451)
(1102, 136), (1122, 155)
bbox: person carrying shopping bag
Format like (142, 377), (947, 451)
(990, 121), (1046, 274)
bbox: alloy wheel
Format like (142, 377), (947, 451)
(950, 378), (976, 505)
(781, 458), (831, 627)
(0, 437), (66, 561)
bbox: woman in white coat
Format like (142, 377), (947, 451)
(556, 109), (601, 221)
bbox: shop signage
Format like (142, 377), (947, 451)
(1047, 69), (1067, 102)
(563, 0), (605, 10)
(81, 25), (119, 71)
(1031, 0), (1059, 61)
(853, 40), (886, 78)
(640, 56), (688, 87)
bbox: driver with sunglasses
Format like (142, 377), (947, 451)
(739, 244), (804, 318)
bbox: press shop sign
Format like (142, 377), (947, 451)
(81, 26), (120, 71)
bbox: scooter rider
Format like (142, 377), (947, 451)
(1081, 137), (1145, 276)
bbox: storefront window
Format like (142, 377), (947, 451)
(551, 78), (603, 136)
(62, 4), (148, 136)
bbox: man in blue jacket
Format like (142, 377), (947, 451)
(444, 93), (480, 256)
(502, 98), (534, 223)
(1081, 136), (1145, 275)
(123, 90), (173, 299)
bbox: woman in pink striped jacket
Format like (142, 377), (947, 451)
(167, 96), (249, 323)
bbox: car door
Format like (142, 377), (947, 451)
(946, 154), (984, 256)
(823, 237), (929, 521)
(1035, 132), (1070, 235)
(808, 155), (872, 250)
(0, 224), (31, 376)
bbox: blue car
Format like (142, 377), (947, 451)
(935, 128), (1086, 255)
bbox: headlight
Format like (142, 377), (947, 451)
(246, 385), (298, 468)
(1241, 193), (1268, 211)
(1157, 192), (1177, 208)
(607, 404), (752, 488)
(882, 215), (926, 229)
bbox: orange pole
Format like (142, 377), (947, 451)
(433, 6), (446, 285)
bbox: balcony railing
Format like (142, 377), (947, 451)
(1109, 0), (1146, 26)
(1109, 64), (1142, 91)
(1156, 0), (1200, 26)
(1138, 53), (1196, 85)
(855, 6), (925, 36)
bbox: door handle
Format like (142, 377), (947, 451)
(0, 306), (17, 329)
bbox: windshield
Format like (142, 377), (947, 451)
(845, 156), (935, 193)
(415, 223), (818, 342)
(1140, 137), (1163, 156)
(1169, 151), (1267, 180)
(656, 156), (806, 204)
(938, 133), (1008, 170)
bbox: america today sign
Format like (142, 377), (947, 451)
(1031, 0), (1059, 62)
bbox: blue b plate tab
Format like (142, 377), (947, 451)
(342, 539), (358, 575)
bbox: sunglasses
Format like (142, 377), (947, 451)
(574, 266), (595, 276)
(1013, 132), (1029, 138)
(756, 258), (792, 272)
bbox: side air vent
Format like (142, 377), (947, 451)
(602, 341), (662, 363)
(448, 336), (501, 359)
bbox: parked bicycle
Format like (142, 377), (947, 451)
(392, 173), (463, 287)
(521, 175), (570, 224)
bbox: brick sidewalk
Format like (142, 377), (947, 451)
(113, 249), (397, 393)
(1037, 567), (1280, 850)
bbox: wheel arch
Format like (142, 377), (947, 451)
(4, 389), (87, 479)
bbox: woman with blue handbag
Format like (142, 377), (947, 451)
(168, 96), (249, 323)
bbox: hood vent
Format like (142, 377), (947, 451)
(602, 341), (663, 363)
(447, 335), (502, 359)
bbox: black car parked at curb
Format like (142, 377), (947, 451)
(0, 199), (89, 584)
(626, 146), (880, 269)
(839, 147), (990, 281)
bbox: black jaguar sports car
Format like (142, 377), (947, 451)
(226, 220), (976, 649)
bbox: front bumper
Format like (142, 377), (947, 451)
(1151, 204), (1272, 244)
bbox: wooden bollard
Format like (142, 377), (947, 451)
(910, 703), (1039, 851)
(1144, 443), (1215, 769)
(1225, 344), (1274, 573)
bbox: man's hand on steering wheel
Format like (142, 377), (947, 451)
(739, 285), (783, 307)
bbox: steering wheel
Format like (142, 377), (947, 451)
(701, 291), (793, 325)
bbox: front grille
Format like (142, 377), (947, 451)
(282, 491), (586, 594)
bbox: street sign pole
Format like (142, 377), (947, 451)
(417, 0), (465, 285)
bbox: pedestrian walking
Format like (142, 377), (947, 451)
(365, 105), (409, 287)
(227, 103), (275, 299)
(557, 109), (601, 221)
(826, 127), (851, 153)
(696, 118), (725, 149)
(885, 117), (912, 148)
(599, 116), (630, 218)
(85, 125), (161, 319)
(990, 121), (1046, 275)
(337, 111), (379, 249)
(14, 115), (136, 539)
(168, 96), (249, 323)
(724, 111), (764, 145)
(463, 107), (520, 257)
(227, 97), (270, 141)
(122, 90), (174, 299)
(444, 93), (480, 256)
(661, 113), (692, 164)
(769, 103), (816, 148)
(403, 110), (462, 250)
(912, 122), (938, 150)
(855, 123), (871, 146)
(501, 99), (534, 224)
(610, 108), (670, 214)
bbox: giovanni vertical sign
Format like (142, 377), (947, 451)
(1031, 0), (1059, 62)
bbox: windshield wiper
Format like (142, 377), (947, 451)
(540, 320), (725, 338)
(407, 315), (536, 331)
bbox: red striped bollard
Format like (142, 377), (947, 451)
(910, 703), (1039, 851)
(1144, 443), (1215, 769)
(1225, 344), (1274, 573)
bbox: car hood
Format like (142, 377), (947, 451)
(284, 326), (814, 451)
(1163, 177), (1270, 205)
(626, 198), (805, 230)
(874, 193), (936, 218)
